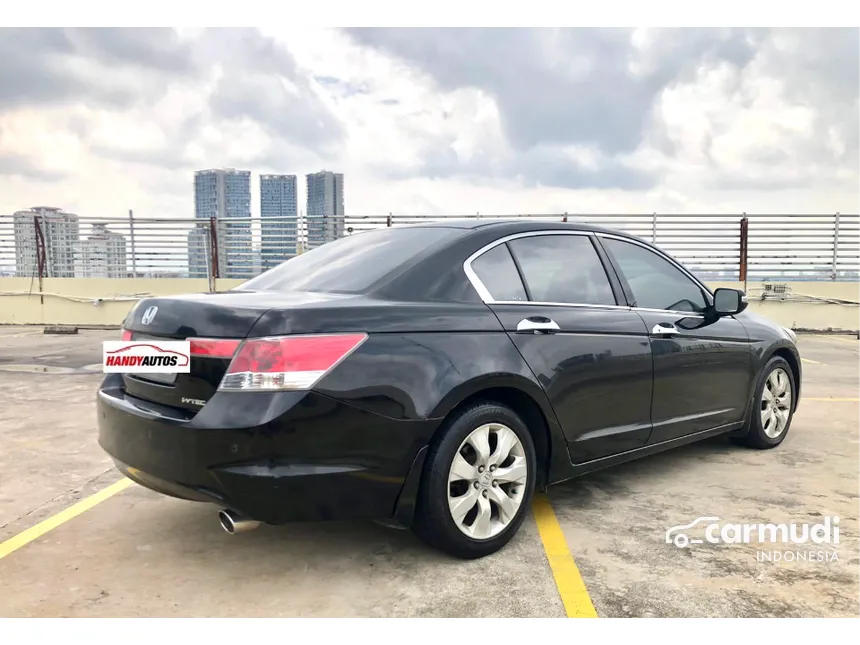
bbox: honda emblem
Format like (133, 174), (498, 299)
(141, 306), (158, 325)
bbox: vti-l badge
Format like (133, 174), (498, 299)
(141, 306), (158, 325)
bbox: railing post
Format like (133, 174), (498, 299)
(831, 212), (840, 281)
(33, 214), (46, 304)
(739, 215), (749, 285)
(562, 212), (568, 223)
(128, 209), (137, 278)
(651, 213), (657, 244)
(387, 213), (392, 227)
(209, 216), (220, 289)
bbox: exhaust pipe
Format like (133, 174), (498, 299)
(218, 508), (261, 535)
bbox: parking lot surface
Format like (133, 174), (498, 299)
(0, 326), (857, 617)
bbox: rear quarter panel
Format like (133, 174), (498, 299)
(313, 323), (553, 422)
(312, 315), (572, 483)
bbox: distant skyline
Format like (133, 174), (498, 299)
(0, 28), (857, 220)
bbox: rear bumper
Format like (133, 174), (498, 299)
(96, 377), (438, 524)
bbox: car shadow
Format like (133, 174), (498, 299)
(122, 486), (467, 570)
(116, 434), (738, 568)
(121, 434), (740, 557)
(111, 485), (558, 619)
(548, 434), (738, 508)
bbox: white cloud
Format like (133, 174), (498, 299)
(0, 27), (856, 223)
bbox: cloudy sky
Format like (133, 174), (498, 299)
(0, 27), (857, 220)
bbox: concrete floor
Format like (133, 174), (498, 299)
(0, 327), (857, 617)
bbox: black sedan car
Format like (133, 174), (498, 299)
(97, 219), (801, 559)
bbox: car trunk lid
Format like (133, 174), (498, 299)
(119, 290), (351, 413)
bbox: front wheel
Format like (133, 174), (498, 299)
(413, 402), (537, 559)
(736, 356), (796, 449)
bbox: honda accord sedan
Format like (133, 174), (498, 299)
(97, 219), (801, 559)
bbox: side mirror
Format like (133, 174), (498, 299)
(713, 288), (748, 316)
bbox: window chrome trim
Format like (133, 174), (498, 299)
(463, 229), (714, 316)
(463, 230), (609, 307)
(632, 307), (705, 318)
(594, 232), (715, 301)
(489, 300), (705, 317)
(490, 300), (630, 310)
(486, 300), (630, 309)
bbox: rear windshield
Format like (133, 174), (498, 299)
(235, 226), (464, 294)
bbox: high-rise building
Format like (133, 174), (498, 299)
(74, 222), (128, 278)
(260, 174), (298, 270)
(13, 206), (80, 278)
(193, 168), (252, 279)
(305, 170), (344, 249)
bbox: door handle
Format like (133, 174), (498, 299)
(651, 322), (680, 336)
(517, 317), (560, 333)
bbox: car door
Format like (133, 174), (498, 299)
(596, 234), (754, 444)
(466, 230), (654, 464)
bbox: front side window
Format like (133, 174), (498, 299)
(507, 235), (617, 306)
(602, 238), (708, 313)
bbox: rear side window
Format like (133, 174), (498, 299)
(469, 244), (528, 301)
(508, 235), (616, 306)
(237, 227), (464, 294)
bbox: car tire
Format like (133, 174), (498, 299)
(735, 356), (796, 450)
(412, 401), (537, 559)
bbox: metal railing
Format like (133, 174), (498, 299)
(0, 212), (857, 283)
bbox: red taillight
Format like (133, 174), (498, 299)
(121, 329), (133, 341)
(218, 333), (367, 391)
(189, 338), (242, 358)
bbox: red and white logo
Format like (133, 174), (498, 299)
(102, 341), (191, 373)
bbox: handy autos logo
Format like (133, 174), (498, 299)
(666, 516), (840, 563)
(103, 341), (191, 374)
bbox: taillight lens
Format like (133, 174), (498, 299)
(121, 329), (133, 341)
(218, 333), (368, 391)
(189, 338), (242, 358)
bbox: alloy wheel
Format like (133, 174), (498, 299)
(761, 367), (792, 439)
(447, 422), (528, 540)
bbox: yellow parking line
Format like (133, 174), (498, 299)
(805, 397), (860, 402)
(800, 357), (821, 364)
(0, 478), (132, 561)
(532, 494), (598, 618)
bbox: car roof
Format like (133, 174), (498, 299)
(394, 217), (633, 238)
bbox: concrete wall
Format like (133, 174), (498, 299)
(725, 281), (859, 332)
(0, 277), (857, 332)
(0, 278), (213, 326)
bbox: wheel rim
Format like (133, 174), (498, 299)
(761, 367), (792, 439)
(447, 422), (528, 540)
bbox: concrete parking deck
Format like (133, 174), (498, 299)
(0, 327), (857, 617)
